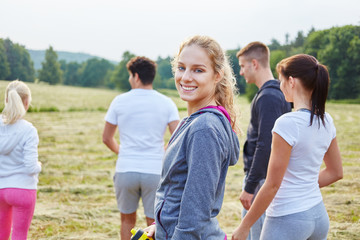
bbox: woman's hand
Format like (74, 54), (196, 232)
(144, 224), (156, 238)
(231, 225), (249, 240)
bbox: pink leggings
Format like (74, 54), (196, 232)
(0, 188), (37, 240)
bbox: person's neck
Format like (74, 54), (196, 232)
(255, 68), (274, 89)
(293, 95), (312, 111)
(292, 84), (312, 111)
(133, 84), (153, 90)
(187, 99), (217, 116)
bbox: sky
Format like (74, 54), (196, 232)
(0, 0), (359, 62)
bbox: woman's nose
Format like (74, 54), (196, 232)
(181, 69), (193, 82)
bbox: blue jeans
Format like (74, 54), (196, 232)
(242, 177), (266, 240)
(260, 201), (329, 240)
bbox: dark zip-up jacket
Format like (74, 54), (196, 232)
(243, 80), (291, 194)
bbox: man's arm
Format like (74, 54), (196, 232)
(102, 122), (119, 154)
(243, 93), (286, 203)
(168, 120), (180, 135)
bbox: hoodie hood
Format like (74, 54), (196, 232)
(190, 107), (240, 166)
(258, 79), (281, 93)
(0, 117), (29, 155)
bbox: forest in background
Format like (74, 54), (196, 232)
(0, 24), (359, 101)
(28, 50), (119, 70)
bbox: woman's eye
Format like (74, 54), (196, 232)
(195, 69), (203, 73)
(178, 66), (185, 71)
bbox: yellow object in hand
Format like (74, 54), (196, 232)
(130, 228), (154, 240)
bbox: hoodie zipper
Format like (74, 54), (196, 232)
(167, 117), (189, 145)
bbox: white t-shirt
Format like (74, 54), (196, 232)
(267, 111), (336, 217)
(105, 89), (179, 175)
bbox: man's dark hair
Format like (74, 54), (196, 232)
(126, 56), (157, 85)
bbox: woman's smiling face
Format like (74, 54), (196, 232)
(174, 44), (219, 112)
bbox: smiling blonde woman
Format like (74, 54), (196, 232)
(145, 35), (240, 240)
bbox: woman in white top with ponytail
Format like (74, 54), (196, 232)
(232, 54), (343, 240)
(0, 80), (41, 240)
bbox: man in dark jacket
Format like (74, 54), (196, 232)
(236, 42), (292, 240)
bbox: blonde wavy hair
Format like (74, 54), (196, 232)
(172, 35), (239, 131)
(2, 80), (32, 124)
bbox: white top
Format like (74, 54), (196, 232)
(0, 116), (41, 189)
(105, 89), (179, 175)
(267, 111), (336, 217)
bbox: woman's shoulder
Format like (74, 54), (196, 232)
(274, 111), (308, 133)
(17, 118), (34, 126)
(276, 111), (296, 121)
(0, 117), (34, 129)
(324, 112), (334, 122)
(275, 112), (295, 126)
(187, 111), (227, 137)
(194, 111), (223, 125)
(16, 119), (37, 133)
(0, 119), (37, 141)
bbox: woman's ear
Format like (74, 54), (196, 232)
(289, 76), (295, 88)
(23, 98), (29, 111)
(215, 70), (223, 84)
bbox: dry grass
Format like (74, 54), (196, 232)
(0, 80), (359, 239)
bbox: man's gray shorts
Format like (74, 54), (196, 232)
(113, 172), (160, 219)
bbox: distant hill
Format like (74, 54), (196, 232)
(27, 49), (118, 70)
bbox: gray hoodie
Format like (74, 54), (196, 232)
(155, 108), (240, 240)
(0, 117), (41, 189)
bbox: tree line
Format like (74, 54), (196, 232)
(0, 24), (359, 100)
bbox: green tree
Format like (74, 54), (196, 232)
(305, 25), (360, 99)
(3, 38), (35, 82)
(348, 35), (360, 95)
(268, 38), (282, 51)
(59, 60), (67, 72)
(111, 51), (135, 90)
(157, 57), (172, 79)
(292, 31), (305, 48)
(154, 56), (174, 89)
(78, 58), (114, 87)
(63, 61), (82, 86)
(270, 49), (286, 77)
(153, 73), (162, 89)
(103, 69), (115, 89)
(227, 48), (246, 94)
(0, 39), (10, 80)
(38, 46), (63, 85)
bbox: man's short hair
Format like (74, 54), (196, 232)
(126, 56), (157, 85)
(236, 42), (270, 68)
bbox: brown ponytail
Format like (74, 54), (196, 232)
(311, 63), (329, 126)
(276, 54), (330, 127)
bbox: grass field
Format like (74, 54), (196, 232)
(0, 80), (359, 239)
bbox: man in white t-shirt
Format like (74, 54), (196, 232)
(102, 56), (179, 240)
